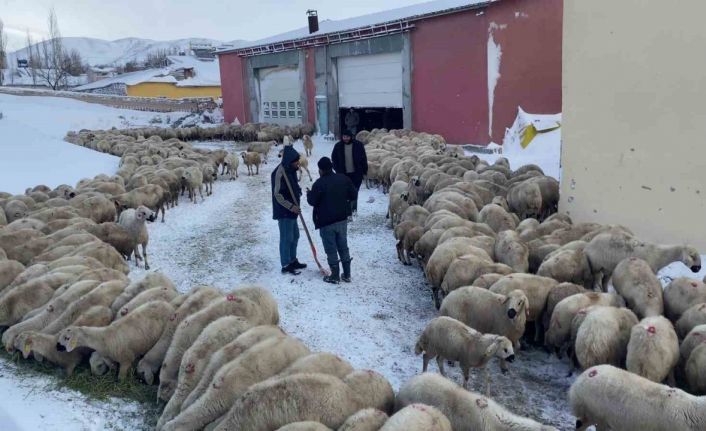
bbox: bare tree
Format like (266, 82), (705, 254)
(25, 29), (39, 85)
(67, 49), (85, 76)
(0, 19), (6, 85)
(35, 7), (70, 90)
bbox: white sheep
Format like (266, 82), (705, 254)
(663, 277), (706, 321)
(117, 285), (178, 318)
(396, 373), (557, 431)
(584, 231), (701, 291)
(439, 254), (512, 296)
(569, 364), (706, 430)
(156, 316), (255, 430)
(680, 324), (706, 364)
(161, 335), (310, 431)
(225, 153), (239, 180)
(277, 422), (331, 431)
(415, 316), (514, 394)
(544, 292), (625, 357)
(182, 166), (205, 204)
(16, 330), (83, 376)
(303, 134), (314, 157)
(111, 272), (175, 314)
(611, 257), (664, 318)
(685, 344), (706, 394)
(338, 408), (389, 431)
(240, 151), (262, 175)
(626, 315), (679, 384)
(573, 306), (638, 371)
(380, 404), (452, 431)
(493, 231), (529, 273)
(489, 274), (558, 338)
(440, 286), (529, 349)
(57, 300), (174, 381)
(181, 325), (285, 410)
(213, 371), (395, 431)
(676, 302), (706, 338)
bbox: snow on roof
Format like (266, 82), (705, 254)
(74, 56), (220, 91)
(167, 55), (221, 87)
(220, 0), (495, 53)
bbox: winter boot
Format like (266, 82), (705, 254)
(341, 258), (352, 283)
(291, 259), (307, 270)
(323, 262), (340, 284)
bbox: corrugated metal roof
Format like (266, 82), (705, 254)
(217, 0), (495, 55)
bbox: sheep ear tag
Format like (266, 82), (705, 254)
(69, 338), (77, 351)
(22, 342), (31, 356)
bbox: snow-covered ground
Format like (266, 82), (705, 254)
(0, 94), (184, 195)
(0, 94), (704, 431)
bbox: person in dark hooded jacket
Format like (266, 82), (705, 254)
(331, 130), (367, 215)
(271, 145), (306, 275)
(306, 157), (357, 283)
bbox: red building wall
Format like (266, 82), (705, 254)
(411, 0), (562, 144)
(218, 53), (249, 124)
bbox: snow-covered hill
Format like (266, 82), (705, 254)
(7, 36), (247, 67)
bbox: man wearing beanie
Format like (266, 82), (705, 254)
(272, 145), (306, 275)
(307, 156), (357, 283)
(331, 129), (367, 215)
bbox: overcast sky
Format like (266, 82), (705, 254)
(1, 0), (430, 49)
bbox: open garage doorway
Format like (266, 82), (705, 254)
(339, 107), (403, 136)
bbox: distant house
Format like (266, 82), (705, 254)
(216, 0), (562, 144)
(74, 55), (221, 99)
(87, 66), (117, 83)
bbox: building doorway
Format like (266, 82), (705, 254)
(339, 107), (403, 136)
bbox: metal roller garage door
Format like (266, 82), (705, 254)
(337, 52), (403, 108)
(258, 66), (302, 126)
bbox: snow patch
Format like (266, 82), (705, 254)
(487, 23), (503, 138)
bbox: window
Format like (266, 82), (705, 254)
(272, 103), (278, 118)
(263, 102), (270, 118)
(279, 101), (287, 118)
(288, 101), (295, 109)
(296, 101), (302, 118)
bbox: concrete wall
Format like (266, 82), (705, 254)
(126, 82), (221, 99)
(561, 0), (706, 251)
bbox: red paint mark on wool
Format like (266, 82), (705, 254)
(647, 326), (656, 334)
(588, 369), (597, 378)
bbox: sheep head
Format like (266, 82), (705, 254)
(503, 290), (529, 321)
(483, 335), (515, 364)
(57, 326), (81, 352)
(682, 246), (702, 273)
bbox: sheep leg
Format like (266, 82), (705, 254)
(133, 245), (143, 267)
(462, 365), (471, 389)
(306, 168), (312, 181)
(142, 243), (149, 270)
(117, 361), (130, 382)
(436, 356), (447, 376)
(422, 353), (431, 372)
(198, 186), (204, 203)
(396, 241), (404, 263)
(256, 165), (260, 175)
(667, 369), (676, 387)
(297, 169), (302, 182)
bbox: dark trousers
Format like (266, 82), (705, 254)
(277, 218), (299, 267)
(319, 220), (350, 268)
(345, 173), (363, 213)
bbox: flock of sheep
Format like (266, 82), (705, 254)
(360, 127), (706, 430)
(1, 119), (705, 430)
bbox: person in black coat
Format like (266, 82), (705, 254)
(271, 145), (306, 275)
(306, 157), (357, 284)
(331, 129), (367, 214)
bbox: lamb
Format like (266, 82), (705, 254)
(41, 280), (127, 335)
(182, 166), (205, 204)
(337, 409), (388, 431)
(415, 316), (515, 393)
(137, 286), (222, 385)
(569, 364), (706, 430)
(156, 316), (255, 430)
(240, 151), (262, 175)
(225, 153), (239, 180)
(57, 300), (174, 381)
(663, 277), (706, 321)
(440, 254), (512, 296)
(212, 371), (394, 431)
(396, 373), (557, 431)
(111, 272), (175, 314)
(489, 274), (558, 338)
(493, 231), (529, 273)
(584, 231), (701, 291)
(247, 141), (274, 163)
(380, 404), (452, 431)
(161, 335), (311, 431)
(626, 315), (679, 384)
(158, 287), (280, 401)
(685, 344), (706, 394)
(303, 134), (314, 157)
(611, 257), (664, 318)
(573, 306), (638, 371)
(117, 206), (154, 268)
(201, 164), (217, 196)
(16, 331), (83, 376)
(440, 286), (529, 348)
(117, 285), (178, 318)
(675, 303), (706, 338)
